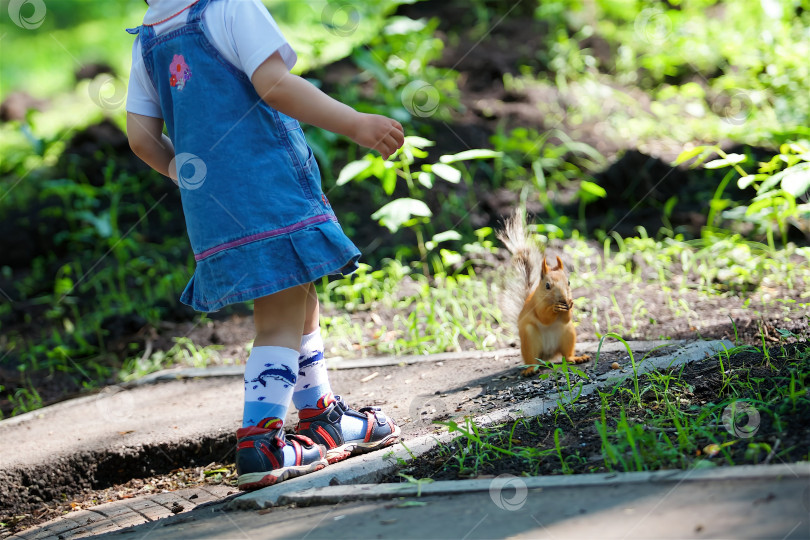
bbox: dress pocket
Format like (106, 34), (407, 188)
(286, 126), (315, 172)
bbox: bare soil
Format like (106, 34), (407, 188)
(0, 462), (237, 535)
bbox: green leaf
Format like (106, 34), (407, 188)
(417, 171), (433, 188)
(430, 230), (462, 244)
(776, 328), (798, 338)
(737, 174), (766, 189)
(371, 158), (386, 178)
(664, 196), (678, 216)
(431, 163), (461, 183)
(371, 198), (432, 233)
(755, 162), (810, 194)
(77, 211), (112, 238)
(336, 160), (372, 186)
(382, 168), (397, 195)
(384, 16), (428, 35)
(439, 149), (502, 163)
(704, 154), (746, 169)
(779, 162), (810, 197)
(533, 161), (547, 190)
(746, 196), (786, 216)
(578, 180), (607, 198)
(673, 145), (711, 166)
(403, 136), (435, 149)
(352, 50), (391, 87)
(397, 501), (428, 508)
(54, 277), (74, 297)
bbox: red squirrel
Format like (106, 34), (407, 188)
(498, 211), (589, 375)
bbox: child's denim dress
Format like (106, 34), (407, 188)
(131, 0), (360, 312)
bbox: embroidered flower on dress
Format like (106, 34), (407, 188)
(169, 54), (191, 90)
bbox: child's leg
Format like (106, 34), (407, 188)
(237, 285), (327, 490)
(293, 284), (400, 463)
(243, 285), (308, 428)
(292, 284), (336, 410)
(293, 284), (353, 422)
(303, 281), (320, 335)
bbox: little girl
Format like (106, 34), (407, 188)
(126, 0), (404, 490)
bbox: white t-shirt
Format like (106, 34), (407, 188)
(126, 0), (297, 119)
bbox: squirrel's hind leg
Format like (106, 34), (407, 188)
(521, 365), (541, 377)
(561, 324), (590, 364)
(518, 323), (544, 376)
(518, 320), (541, 364)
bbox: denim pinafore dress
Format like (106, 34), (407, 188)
(131, 0), (360, 312)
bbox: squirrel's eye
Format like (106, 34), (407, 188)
(545, 282), (551, 290)
(568, 279), (570, 286)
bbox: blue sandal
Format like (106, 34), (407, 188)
(296, 396), (401, 464)
(236, 426), (327, 490)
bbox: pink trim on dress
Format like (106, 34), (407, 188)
(194, 214), (333, 262)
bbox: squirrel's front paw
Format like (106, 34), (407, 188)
(553, 302), (569, 313)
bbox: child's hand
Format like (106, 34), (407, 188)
(351, 113), (405, 160)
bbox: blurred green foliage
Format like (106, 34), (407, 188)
(0, 0), (808, 417)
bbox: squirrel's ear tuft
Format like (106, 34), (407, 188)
(556, 255), (564, 271)
(541, 258), (549, 278)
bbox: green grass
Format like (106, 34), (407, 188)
(319, 259), (505, 359)
(119, 336), (227, 382)
(527, 0), (810, 143)
(419, 341), (810, 478)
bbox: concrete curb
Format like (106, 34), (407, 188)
(228, 339), (731, 510)
(471, 339), (733, 430)
(226, 431), (455, 510)
(115, 339), (685, 387)
(277, 462), (810, 505)
(0, 393), (102, 428)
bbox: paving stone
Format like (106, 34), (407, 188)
(9, 528), (52, 540)
(126, 497), (173, 521)
(25, 516), (83, 536)
(175, 487), (221, 506)
(62, 510), (107, 527)
(13, 525), (65, 540)
(90, 502), (148, 529)
(196, 485), (237, 500)
(13, 488), (234, 540)
(149, 491), (187, 510)
(71, 519), (123, 538)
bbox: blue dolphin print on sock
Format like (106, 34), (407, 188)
(248, 364), (297, 389)
(299, 351), (324, 370)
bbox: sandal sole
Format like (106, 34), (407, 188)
(237, 459), (328, 491)
(325, 425), (402, 464)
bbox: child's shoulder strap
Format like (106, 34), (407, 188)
(188, 0), (215, 24)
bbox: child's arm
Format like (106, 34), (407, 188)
(251, 52), (404, 159)
(127, 113), (176, 179)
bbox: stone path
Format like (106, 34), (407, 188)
(6, 339), (779, 540)
(8, 485), (235, 539)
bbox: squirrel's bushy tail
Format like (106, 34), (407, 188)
(497, 210), (544, 328)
